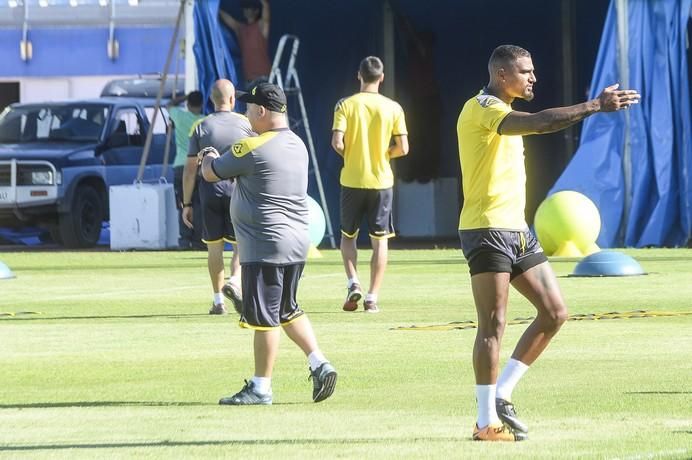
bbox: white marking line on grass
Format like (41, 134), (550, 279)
(0, 285), (199, 306)
(612, 448), (691, 460)
(0, 274), (343, 306)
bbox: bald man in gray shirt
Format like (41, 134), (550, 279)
(183, 79), (253, 315)
(200, 83), (337, 406)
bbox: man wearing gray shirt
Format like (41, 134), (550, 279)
(200, 83), (337, 405)
(183, 79), (252, 315)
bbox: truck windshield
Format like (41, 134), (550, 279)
(0, 104), (110, 143)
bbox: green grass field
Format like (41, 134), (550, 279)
(1, 248), (691, 459)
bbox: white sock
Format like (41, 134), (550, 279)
(496, 358), (529, 402)
(308, 350), (328, 371)
(347, 277), (360, 289)
(213, 292), (224, 305)
(476, 384), (501, 428)
(229, 275), (241, 287)
(250, 376), (272, 395)
(365, 293), (377, 304)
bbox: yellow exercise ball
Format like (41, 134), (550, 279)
(534, 191), (601, 257)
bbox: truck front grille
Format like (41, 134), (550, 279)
(0, 165), (10, 186)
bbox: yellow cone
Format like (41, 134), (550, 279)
(552, 240), (583, 257)
(307, 245), (322, 259)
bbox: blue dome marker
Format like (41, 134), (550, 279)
(0, 261), (15, 280)
(570, 250), (646, 277)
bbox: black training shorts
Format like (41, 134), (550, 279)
(340, 186), (395, 239)
(459, 228), (547, 280)
(239, 262), (306, 330)
(199, 179), (236, 244)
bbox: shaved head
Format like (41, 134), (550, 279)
(211, 79), (236, 108)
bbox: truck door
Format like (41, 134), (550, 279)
(102, 107), (146, 185)
(143, 105), (174, 182)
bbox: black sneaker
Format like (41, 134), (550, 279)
(219, 380), (272, 405)
(222, 283), (243, 315)
(209, 302), (227, 315)
(496, 398), (528, 433)
(309, 362), (338, 403)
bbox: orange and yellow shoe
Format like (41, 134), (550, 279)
(342, 283), (362, 312)
(472, 423), (527, 441)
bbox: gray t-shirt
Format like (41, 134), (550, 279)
(188, 111), (255, 200)
(211, 128), (309, 265)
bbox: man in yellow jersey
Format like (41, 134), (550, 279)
(331, 56), (409, 313)
(457, 45), (640, 441)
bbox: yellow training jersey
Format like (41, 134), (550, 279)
(457, 90), (526, 231)
(332, 92), (407, 189)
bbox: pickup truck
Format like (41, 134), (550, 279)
(0, 97), (174, 248)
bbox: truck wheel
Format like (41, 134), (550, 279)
(58, 185), (105, 248)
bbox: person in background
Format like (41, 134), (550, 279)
(183, 80), (250, 315)
(168, 91), (204, 249)
(219, 0), (272, 84)
(331, 56), (409, 313)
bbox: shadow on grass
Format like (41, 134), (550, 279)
(0, 437), (461, 451)
(0, 400), (304, 409)
(0, 401), (212, 409)
(624, 391), (692, 395)
(0, 313), (210, 322)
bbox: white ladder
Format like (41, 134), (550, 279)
(269, 34), (336, 249)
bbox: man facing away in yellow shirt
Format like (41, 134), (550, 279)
(331, 56), (409, 314)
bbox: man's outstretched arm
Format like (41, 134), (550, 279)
(499, 84), (641, 136)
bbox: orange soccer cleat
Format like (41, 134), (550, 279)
(472, 423), (527, 442)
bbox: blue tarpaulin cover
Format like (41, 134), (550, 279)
(193, 0), (240, 113)
(549, 0), (692, 247)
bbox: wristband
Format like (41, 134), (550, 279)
(183, 203), (192, 208)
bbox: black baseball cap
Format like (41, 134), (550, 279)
(237, 83), (287, 113)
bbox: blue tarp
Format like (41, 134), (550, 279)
(193, 0), (240, 114)
(549, 0), (692, 248)
(194, 0), (383, 237)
